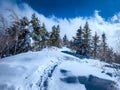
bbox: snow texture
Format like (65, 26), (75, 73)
(0, 47), (119, 90)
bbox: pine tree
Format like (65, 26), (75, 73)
(106, 47), (115, 63)
(7, 16), (30, 55)
(92, 32), (100, 58)
(40, 23), (49, 48)
(17, 16), (30, 53)
(63, 34), (69, 46)
(83, 21), (91, 56)
(49, 25), (61, 48)
(7, 19), (20, 55)
(101, 32), (107, 61)
(56, 25), (62, 48)
(30, 13), (42, 50)
(49, 25), (56, 47)
(73, 26), (84, 55)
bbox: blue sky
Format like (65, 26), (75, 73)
(20, 0), (120, 19)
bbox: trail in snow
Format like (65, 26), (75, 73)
(37, 54), (78, 90)
(39, 64), (58, 90)
(38, 56), (66, 90)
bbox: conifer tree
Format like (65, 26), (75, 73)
(63, 34), (69, 46)
(49, 25), (56, 47)
(7, 19), (20, 55)
(56, 25), (62, 47)
(49, 25), (61, 48)
(106, 47), (115, 63)
(92, 32), (100, 58)
(7, 16), (30, 54)
(17, 16), (30, 53)
(73, 26), (84, 55)
(40, 23), (49, 48)
(101, 32), (107, 61)
(83, 21), (91, 56)
(30, 13), (42, 50)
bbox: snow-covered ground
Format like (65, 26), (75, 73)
(0, 47), (120, 90)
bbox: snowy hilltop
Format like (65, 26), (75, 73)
(0, 47), (120, 90)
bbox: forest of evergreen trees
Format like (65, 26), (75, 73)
(70, 22), (118, 63)
(0, 11), (120, 64)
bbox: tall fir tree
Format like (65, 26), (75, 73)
(40, 23), (49, 48)
(49, 25), (61, 48)
(63, 34), (69, 46)
(7, 18), (20, 55)
(83, 21), (91, 56)
(92, 32), (100, 58)
(101, 32), (107, 61)
(7, 16), (30, 55)
(106, 47), (115, 63)
(49, 25), (56, 47)
(17, 16), (30, 53)
(73, 26), (84, 55)
(30, 13), (42, 50)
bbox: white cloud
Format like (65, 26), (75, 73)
(111, 12), (120, 23)
(0, 0), (120, 49)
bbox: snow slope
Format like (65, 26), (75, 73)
(0, 47), (120, 90)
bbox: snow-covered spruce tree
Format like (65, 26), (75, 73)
(40, 23), (49, 48)
(73, 26), (84, 55)
(63, 34), (69, 46)
(55, 25), (62, 48)
(91, 32), (100, 58)
(30, 13), (43, 51)
(16, 16), (30, 53)
(7, 16), (30, 55)
(83, 21), (92, 56)
(100, 32), (108, 61)
(49, 25), (61, 48)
